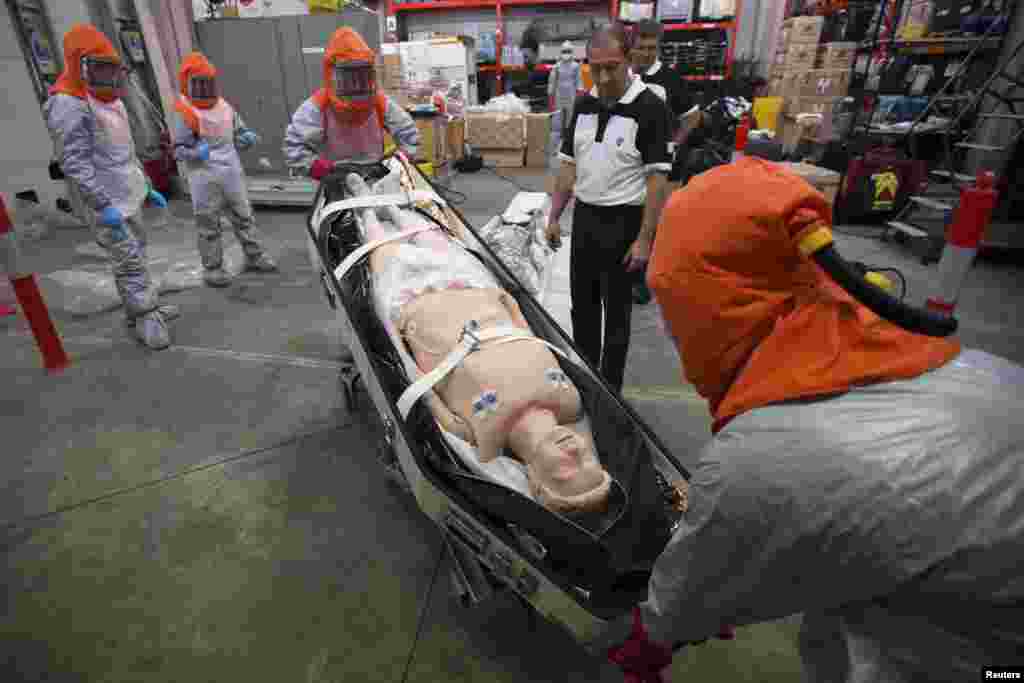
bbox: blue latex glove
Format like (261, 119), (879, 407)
(100, 206), (126, 240)
(238, 131), (259, 149)
(147, 188), (167, 208)
(196, 140), (210, 162)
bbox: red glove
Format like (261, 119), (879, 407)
(310, 158), (336, 181)
(717, 625), (736, 640)
(607, 607), (674, 683)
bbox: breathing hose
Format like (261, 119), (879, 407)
(797, 225), (958, 338)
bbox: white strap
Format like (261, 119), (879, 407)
(396, 322), (583, 421)
(333, 225), (438, 282)
(320, 190), (445, 222)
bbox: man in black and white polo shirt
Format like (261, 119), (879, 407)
(544, 23), (672, 392)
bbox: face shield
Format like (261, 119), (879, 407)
(81, 55), (126, 96)
(333, 61), (375, 101)
(188, 75), (219, 105)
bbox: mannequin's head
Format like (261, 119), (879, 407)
(512, 408), (611, 515)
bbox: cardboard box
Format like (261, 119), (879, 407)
(411, 113), (447, 166)
(774, 70), (809, 98)
(817, 42), (857, 70)
(785, 96), (841, 118)
(783, 16), (824, 45)
(776, 114), (821, 154)
(525, 112), (555, 168)
(781, 42), (818, 71)
(447, 117), (466, 161)
(799, 70), (850, 97)
(777, 161), (840, 204)
(466, 112), (527, 150)
(479, 148), (526, 168)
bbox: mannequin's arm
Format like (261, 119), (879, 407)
(499, 291), (530, 330)
(426, 391), (475, 443)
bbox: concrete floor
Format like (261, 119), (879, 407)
(1, 167), (1021, 683)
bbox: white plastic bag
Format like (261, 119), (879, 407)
(479, 93), (530, 115)
(47, 239), (246, 316)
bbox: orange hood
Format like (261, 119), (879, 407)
(313, 26), (381, 126)
(174, 52), (220, 133)
(647, 156), (960, 430)
(50, 23), (121, 101)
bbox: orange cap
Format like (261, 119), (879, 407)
(313, 27), (381, 125)
(50, 24), (121, 101)
(647, 156), (960, 426)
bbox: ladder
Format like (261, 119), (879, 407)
(884, 9), (1023, 264)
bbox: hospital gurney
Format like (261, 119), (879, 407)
(305, 152), (692, 646)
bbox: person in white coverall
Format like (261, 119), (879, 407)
(602, 157), (1024, 683)
(43, 23), (178, 350)
(283, 26), (419, 177)
(173, 52), (277, 288)
(283, 26), (419, 359)
(548, 41), (584, 150)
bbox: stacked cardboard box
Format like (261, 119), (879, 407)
(817, 42), (857, 71)
(768, 15), (853, 151)
(525, 112), (556, 168)
(768, 16), (823, 95)
(466, 111), (527, 168)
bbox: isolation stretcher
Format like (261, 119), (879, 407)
(305, 152), (691, 645)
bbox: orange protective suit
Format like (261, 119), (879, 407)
(312, 26), (385, 127)
(647, 156), (961, 430)
(49, 23), (121, 102)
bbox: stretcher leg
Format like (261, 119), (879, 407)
(339, 363), (362, 413)
(444, 532), (495, 607)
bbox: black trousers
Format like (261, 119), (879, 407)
(570, 201), (643, 392)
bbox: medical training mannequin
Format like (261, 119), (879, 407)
(347, 173), (612, 515)
(603, 156), (1024, 683)
(173, 52), (277, 288)
(283, 27), (420, 179)
(44, 24), (177, 350)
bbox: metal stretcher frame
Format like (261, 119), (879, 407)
(304, 152), (692, 648)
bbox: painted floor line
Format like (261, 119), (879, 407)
(39, 333), (349, 372)
(623, 384), (706, 405)
(173, 345), (348, 371)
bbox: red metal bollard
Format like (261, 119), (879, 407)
(926, 171), (1000, 316)
(732, 114), (751, 161)
(0, 194), (71, 372)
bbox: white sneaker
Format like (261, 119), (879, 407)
(135, 310), (171, 350)
(245, 254), (278, 273)
(203, 267), (232, 288)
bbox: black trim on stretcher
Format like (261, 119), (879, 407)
(305, 157), (692, 617)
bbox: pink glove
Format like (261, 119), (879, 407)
(310, 158), (336, 181)
(607, 607), (674, 683)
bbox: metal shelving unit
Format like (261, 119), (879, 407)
(609, 0), (741, 80)
(833, 0), (1021, 257)
(385, 0), (612, 94)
